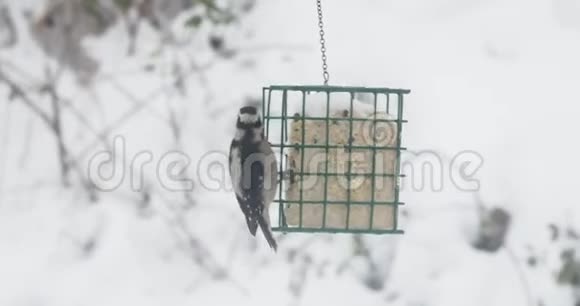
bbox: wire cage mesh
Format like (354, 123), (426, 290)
(262, 85), (409, 234)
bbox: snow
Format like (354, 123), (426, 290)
(1, 0), (580, 305)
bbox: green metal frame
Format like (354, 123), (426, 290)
(262, 85), (409, 234)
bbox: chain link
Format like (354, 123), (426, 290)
(316, 0), (329, 85)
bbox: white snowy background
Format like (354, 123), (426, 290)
(1, 0), (580, 306)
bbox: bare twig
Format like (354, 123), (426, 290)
(18, 117), (34, 168)
(73, 59), (214, 161)
(288, 253), (312, 301)
(0, 94), (10, 205)
(505, 246), (535, 306)
(0, 69), (53, 127)
(0, 4), (17, 48)
(43, 67), (70, 186)
(125, 11), (141, 56)
(158, 196), (248, 295)
(0, 68), (97, 199)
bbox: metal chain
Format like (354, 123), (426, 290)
(316, 0), (329, 85)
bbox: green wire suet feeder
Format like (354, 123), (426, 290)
(262, 1), (409, 234)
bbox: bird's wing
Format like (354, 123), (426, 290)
(255, 141), (278, 251)
(248, 150), (266, 216)
(258, 141), (278, 205)
(230, 142), (258, 235)
(229, 142), (243, 199)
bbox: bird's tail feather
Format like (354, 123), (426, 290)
(257, 215), (277, 251)
(245, 215), (258, 236)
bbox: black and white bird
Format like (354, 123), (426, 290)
(229, 106), (278, 251)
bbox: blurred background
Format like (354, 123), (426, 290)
(1, 0), (580, 305)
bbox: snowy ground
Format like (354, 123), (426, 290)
(1, 0), (580, 305)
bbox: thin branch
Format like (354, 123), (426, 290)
(0, 5), (17, 48)
(1, 60), (107, 149)
(18, 117), (34, 168)
(505, 245), (535, 306)
(73, 61), (212, 160)
(158, 196), (249, 295)
(43, 67), (70, 186)
(0, 94), (10, 205)
(0, 69), (54, 128)
(59, 95), (111, 151)
(0, 68), (97, 199)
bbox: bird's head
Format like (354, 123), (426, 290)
(235, 105), (264, 142)
(236, 106), (262, 128)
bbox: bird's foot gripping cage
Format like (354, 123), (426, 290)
(262, 85), (409, 234)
